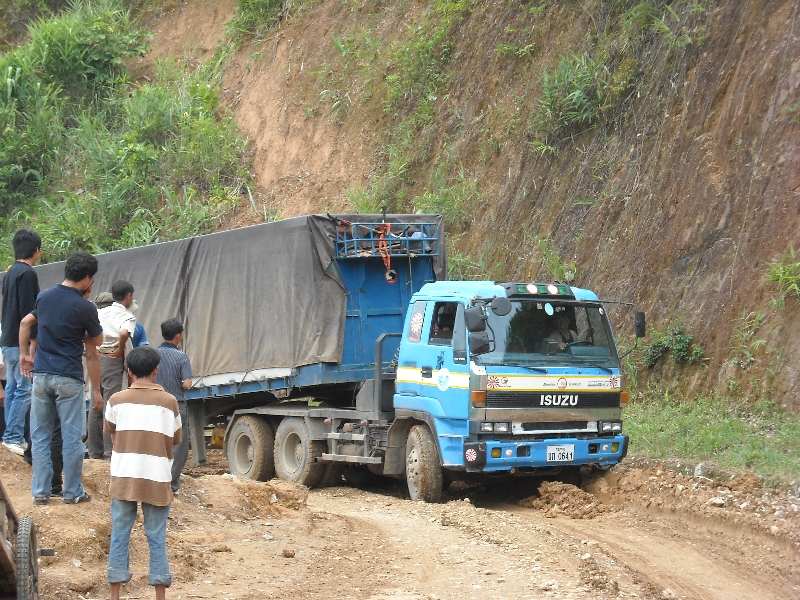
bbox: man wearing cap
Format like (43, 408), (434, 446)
(87, 281), (136, 460)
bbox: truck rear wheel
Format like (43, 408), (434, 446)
(227, 415), (275, 481)
(274, 417), (325, 488)
(405, 425), (443, 503)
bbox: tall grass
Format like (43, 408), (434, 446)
(624, 388), (800, 486)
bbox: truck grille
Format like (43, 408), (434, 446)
(486, 391), (620, 409)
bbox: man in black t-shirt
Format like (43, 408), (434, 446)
(19, 252), (103, 505)
(1, 229), (41, 456)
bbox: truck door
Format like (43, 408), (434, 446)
(396, 300), (427, 400)
(420, 302), (469, 420)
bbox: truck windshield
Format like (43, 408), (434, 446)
(480, 300), (619, 368)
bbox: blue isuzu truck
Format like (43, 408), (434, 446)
(18, 213), (644, 502)
(178, 213), (644, 502)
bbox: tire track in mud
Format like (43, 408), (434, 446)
(308, 472), (800, 600)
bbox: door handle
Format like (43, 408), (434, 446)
(421, 366), (433, 378)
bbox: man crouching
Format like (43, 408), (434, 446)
(104, 346), (181, 600)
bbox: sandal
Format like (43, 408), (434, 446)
(62, 492), (91, 504)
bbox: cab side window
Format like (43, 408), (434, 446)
(429, 302), (458, 345)
(407, 301), (427, 343)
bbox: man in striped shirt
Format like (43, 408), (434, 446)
(104, 346), (181, 600)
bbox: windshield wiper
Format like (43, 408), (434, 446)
(502, 363), (549, 374)
(584, 362), (613, 374)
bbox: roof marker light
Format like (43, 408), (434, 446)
(547, 284), (559, 295)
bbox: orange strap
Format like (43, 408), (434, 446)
(376, 223), (392, 273)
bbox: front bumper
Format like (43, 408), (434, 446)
(462, 435), (628, 472)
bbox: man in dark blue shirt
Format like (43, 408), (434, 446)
(154, 318), (193, 493)
(19, 252), (103, 505)
(1, 229), (41, 455)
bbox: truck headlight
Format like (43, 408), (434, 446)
(598, 420), (622, 433)
(494, 422), (510, 433)
(480, 422), (494, 432)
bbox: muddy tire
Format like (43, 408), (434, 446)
(274, 417), (325, 487)
(405, 425), (443, 503)
(227, 415), (275, 481)
(16, 516), (38, 600)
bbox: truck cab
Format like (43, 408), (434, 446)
(391, 280), (637, 500)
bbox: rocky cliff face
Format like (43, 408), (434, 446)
(143, 0), (800, 407)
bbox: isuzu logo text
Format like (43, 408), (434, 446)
(540, 394), (578, 406)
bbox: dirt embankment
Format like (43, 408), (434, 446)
(135, 0), (800, 407)
(1, 446), (797, 599)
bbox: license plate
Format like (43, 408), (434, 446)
(546, 444), (574, 462)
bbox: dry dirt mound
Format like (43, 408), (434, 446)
(586, 461), (800, 549)
(519, 481), (616, 519)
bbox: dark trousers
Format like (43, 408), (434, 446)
(24, 410), (63, 494)
(87, 356), (124, 458)
(171, 401), (190, 492)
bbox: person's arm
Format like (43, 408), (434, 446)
(109, 329), (130, 360)
(83, 305), (104, 409)
(19, 313), (37, 377)
(181, 355), (193, 390)
(18, 271), (39, 340)
(84, 341), (103, 411)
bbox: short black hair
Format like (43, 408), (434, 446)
(111, 280), (134, 301)
(12, 229), (41, 260)
(126, 346), (160, 378)
(64, 252), (98, 282)
(161, 318), (184, 341)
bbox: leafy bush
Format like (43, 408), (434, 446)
(0, 0), (251, 265)
(644, 322), (704, 368)
(26, 0), (151, 96)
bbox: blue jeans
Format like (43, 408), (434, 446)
(108, 500), (172, 587)
(30, 374), (86, 500)
(2, 346), (31, 444)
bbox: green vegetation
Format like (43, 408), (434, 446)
(726, 310), (766, 370)
(535, 53), (607, 139)
(766, 244), (800, 308)
(625, 388), (800, 485)
(227, 0), (283, 43)
(447, 239), (502, 281)
(642, 322), (704, 367)
(0, 0), (250, 265)
(531, 235), (577, 283)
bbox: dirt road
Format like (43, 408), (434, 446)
(1, 447), (797, 599)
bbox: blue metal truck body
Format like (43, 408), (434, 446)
(178, 216), (641, 502)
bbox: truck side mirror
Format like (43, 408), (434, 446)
(635, 311), (646, 338)
(464, 306), (487, 332)
(469, 331), (491, 355)
(490, 296), (512, 316)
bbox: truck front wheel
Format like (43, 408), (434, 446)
(227, 415), (275, 481)
(405, 425), (443, 503)
(274, 417), (325, 488)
